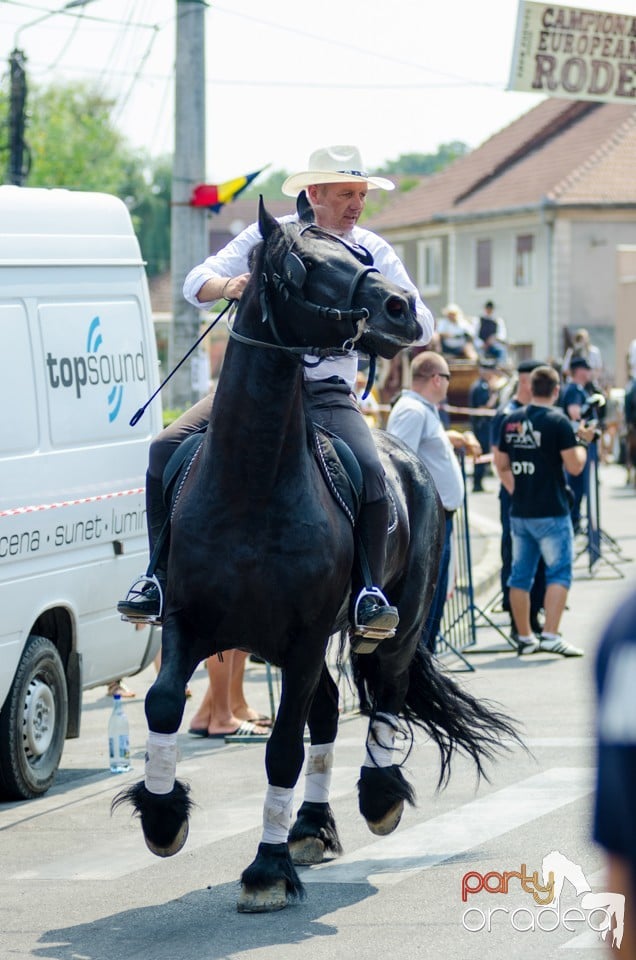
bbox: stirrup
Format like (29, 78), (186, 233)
(351, 588), (399, 653)
(118, 573), (164, 625)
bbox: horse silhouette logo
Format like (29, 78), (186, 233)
(542, 850), (625, 949)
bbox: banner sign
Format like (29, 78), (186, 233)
(508, 2), (636, 104)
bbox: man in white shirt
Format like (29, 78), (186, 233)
(387, 352), (480, 650)
(119, 145), (433, 650)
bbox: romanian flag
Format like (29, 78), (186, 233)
(190, 168), (266, 213)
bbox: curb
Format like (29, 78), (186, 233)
(467, 510), (502, 601)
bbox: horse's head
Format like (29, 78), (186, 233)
(252, 198), (421, 361)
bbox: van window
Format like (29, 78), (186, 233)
(38, 299), (152, 446)
(0, 303), (39, 454)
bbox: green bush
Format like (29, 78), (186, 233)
(162, 408), (186, 427)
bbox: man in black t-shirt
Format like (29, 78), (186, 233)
(494, 365), (596, 657)
(491, 359), (546, 638)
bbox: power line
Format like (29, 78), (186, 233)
(211, 3), (496, 88)
(2, 0), (165, 33)
(6, 55), (504, 91)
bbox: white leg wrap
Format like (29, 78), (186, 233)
(262, 784), (294, 844)
(363, 714), (397, 768)
(145, 731), (178, 795)
(304, 742), (335, 803)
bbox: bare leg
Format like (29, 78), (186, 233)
(189, 651), (268, 736)
(509, 587), (531, 636)
(542, 583), (569, 635)
(228, 650), (270, 722)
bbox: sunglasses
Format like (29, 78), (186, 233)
(435, 371), (451, 380)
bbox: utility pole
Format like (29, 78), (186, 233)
(169, 0), (208, 409)
(8, 49), (28, 185)
(6, 2), (98, 186)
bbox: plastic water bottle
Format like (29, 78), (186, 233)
(108, 693), (131, 773)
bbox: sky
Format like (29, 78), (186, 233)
(1, 0), (635, 183)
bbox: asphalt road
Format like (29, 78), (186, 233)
(1, 463), (634, 960)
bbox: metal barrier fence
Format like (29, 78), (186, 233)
(434, 450), (489, 670)
(576, 439), (627, 578)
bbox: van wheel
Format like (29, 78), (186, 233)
(0, 635), (68, 800)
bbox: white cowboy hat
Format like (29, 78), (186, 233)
(281, 145), (395, 197)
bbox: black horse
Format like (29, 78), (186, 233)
(113, 199), (518, 912)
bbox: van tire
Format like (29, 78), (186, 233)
(0, 635), (68, 800)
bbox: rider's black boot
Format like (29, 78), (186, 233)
(117, 473), (168, 623)
(350, 498), (399, 654)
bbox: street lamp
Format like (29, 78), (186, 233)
(8, 0), (99, 184)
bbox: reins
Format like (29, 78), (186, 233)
(130, 220), (382, 428)
(128, 299), (234, 426)
(227, 222), (378, 369)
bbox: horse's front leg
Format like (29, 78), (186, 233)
(238, 642), (327, 913)
(288, 661), (343, 866)
(111, 613), (200, 856)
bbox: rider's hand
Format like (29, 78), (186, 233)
(223, 274), (251, 301)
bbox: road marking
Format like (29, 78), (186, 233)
(7, 765), (359, 880)
(301, 767), (594, 886)
(7, 766), (593, 884)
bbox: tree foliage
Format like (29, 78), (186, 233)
(378, 143), (470, 176)
(0, 79), (171, 276)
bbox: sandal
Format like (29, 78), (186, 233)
(107, 680), (136, 699)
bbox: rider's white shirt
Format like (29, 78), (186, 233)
(182, 214), (434, 390)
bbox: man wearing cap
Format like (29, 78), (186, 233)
(118, 145), (433, 650)
(491, 359), (546, 638)
(561, 356), (593, 533)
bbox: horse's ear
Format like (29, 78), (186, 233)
(258, 195), (279, 240)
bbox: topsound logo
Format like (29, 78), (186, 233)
(461, 850), (625, 948)
(45, 315), (147, 423)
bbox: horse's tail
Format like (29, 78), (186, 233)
(354, 642), (523, 788)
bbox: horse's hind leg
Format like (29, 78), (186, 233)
(289, 662), (343, 865)
(111, 614), (199, 857)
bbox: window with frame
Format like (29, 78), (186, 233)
(515, 234), (534, 287)
(417, 238), (441, 294)
(475, 238), (492, 288)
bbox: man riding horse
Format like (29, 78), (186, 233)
(118, 145), (434, 651)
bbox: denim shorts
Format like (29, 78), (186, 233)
(508, 514), (574, 591)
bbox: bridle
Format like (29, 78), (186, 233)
(227, 223), (380, 366)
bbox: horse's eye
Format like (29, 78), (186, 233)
(386, 296), (405, 316)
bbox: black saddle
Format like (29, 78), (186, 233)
(313, 427), (363, 527)
(146, 426), (363, 578)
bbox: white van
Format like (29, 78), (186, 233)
(0, 186), (163, 800)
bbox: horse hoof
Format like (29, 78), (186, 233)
(144, 820), (189, 858)
(366, 800), (404, 836)
(289, 836), (326, 865)
(237, 880), (288, 913)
